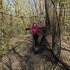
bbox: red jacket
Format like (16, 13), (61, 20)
(25, 26), (46, 36)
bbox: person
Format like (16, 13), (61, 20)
(25, 23), (46, 46)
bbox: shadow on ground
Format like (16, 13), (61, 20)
(0, 35), (70, 70)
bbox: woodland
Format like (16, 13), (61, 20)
(0, 0), (70, 70)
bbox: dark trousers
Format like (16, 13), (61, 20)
(33, 35), (39, 46)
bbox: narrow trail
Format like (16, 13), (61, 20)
(0, 34), (70, 70)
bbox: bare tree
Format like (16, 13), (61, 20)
(44, 0), (51, 32)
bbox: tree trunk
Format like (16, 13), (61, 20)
(0, 0), (4, 37)
(44, 0), (51, 33)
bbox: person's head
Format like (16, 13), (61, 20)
(33, 23), (37, 27)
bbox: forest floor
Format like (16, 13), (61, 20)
(61, 36), (70, 66)
(0, 33), (70, 70)
(9, 33), (70, 69)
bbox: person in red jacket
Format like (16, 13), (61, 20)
(25, 23), (46, 46)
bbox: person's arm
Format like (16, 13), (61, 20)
(25, 28), (30, 30)
(38, 26), (46, 29)
(25, 27), (32, 30)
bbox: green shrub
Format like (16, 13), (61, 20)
(18, 34), (24, 38)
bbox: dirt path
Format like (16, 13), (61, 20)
(0, 34), (70, 70)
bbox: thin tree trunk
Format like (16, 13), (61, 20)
(0, 0), (4, 38)
(44, 0), (51, 32)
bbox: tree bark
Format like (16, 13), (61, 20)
(44, 0), (51, 32)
